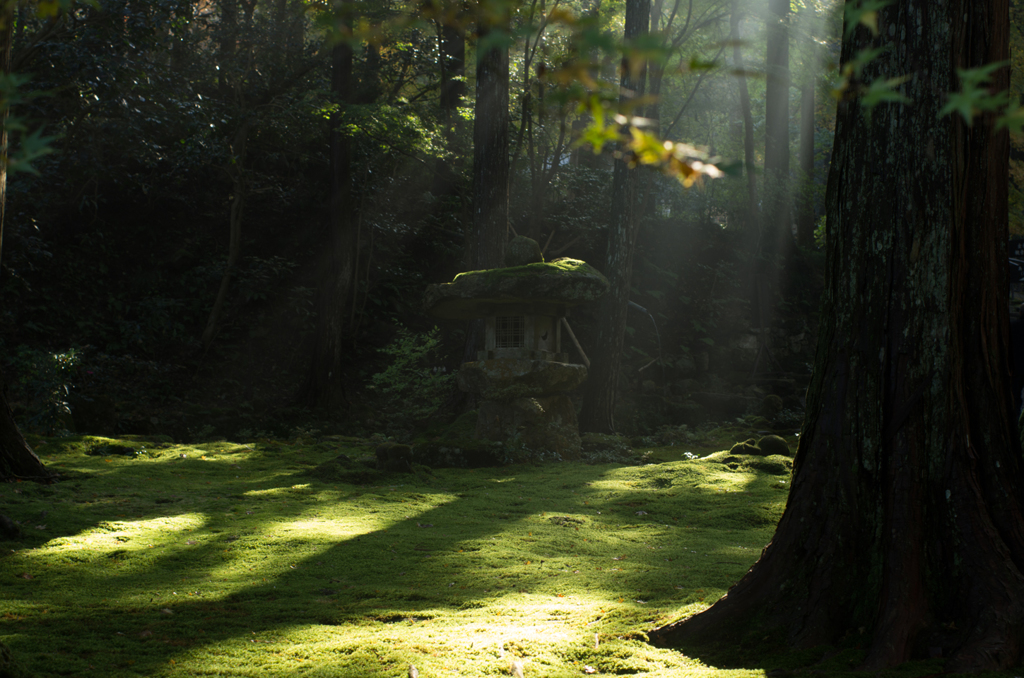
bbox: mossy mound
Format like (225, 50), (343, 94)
(505, 235), (543, 266)
(728, 438), (760, 455)
(757, 434), (792, 457)
(745, 455), (793, 475)
(412, 439), (504, 468)
(704, 450), (793, 475)
(309, 454), (383, 484)
(86, 442), (143, 458)
(761, 394), (784, 418)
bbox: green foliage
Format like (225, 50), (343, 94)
(369, 326), (455, 429)
(940, 62), (1010, 125)
(7, 346), (80, 435)
(813, 214), (827, 249)
(843, 0), (891, 38)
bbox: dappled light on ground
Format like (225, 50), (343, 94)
(0, 434), (793, 677)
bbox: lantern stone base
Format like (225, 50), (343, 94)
(476, 395), (582, 461)
(457, 359), (587, 400)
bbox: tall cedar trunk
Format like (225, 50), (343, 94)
(433, 13), (465, 197)
(298, 38), (356, 409)
(649, 1), (1024, 671)
(577, 0), (649, 434)
(730, 0), (758, 235)
(216, 0), (237, 95)
(0, 0), (51, 483)
(462, 17), (509, 363)
(756, 0), (790, 328)
(795, 82), (815, 248)
(471, 21), (509, 269)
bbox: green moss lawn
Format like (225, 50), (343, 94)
(0, 431), (943, 677)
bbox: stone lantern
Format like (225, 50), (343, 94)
(424, 237), (609, 459)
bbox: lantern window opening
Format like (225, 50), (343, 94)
(495, 315), (526, 349)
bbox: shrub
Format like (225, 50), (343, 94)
(368, 326), (455, 431)
(8, 346), (81, 434)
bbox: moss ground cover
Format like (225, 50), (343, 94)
(0, 434), (949, 677)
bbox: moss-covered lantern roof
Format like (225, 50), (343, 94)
(424, 258), (610, 320)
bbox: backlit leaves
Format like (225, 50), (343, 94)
(843, 0), (891, 39)
(939, 62), (1010, 125)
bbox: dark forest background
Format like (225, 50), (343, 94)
(2, 0), (1022, 444)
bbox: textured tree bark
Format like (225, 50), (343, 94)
(0, 383), (51, 482)
(650, 0), (1024, 670)
(578, 0), (649, 434)
(298, 34), (356, 409)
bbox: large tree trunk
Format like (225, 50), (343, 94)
(578, 0), (649, 434)
(649, 1), (1024, 671)
(298, 36), (356, 409)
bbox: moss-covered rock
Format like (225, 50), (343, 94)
(309, 454), (384, 484)
(505, 236), (544, 267)
(757, 434), (792, 457)
(728, 438), (760, 455)
(745, 455), (792, 475)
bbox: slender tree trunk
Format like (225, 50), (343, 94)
(299, 36), (357, 409)
(0, 0), (51, 483)
(578, 0), (649, 434)
(730, 0), (757, 234)
(762, 0), (790, 244)
(201, 122), (250, 349)
(754, 0), (790, 331)
(216, 0), (237, 96)
(650, 1), (1024, 671)
(795, 82), (815, 248)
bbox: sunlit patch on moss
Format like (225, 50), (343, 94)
(0, 434), (876, 677)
